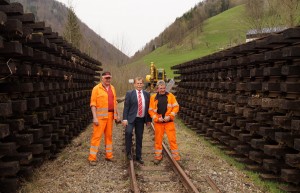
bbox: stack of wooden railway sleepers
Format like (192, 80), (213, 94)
(172, 26), (300, 191)
(0, 0), (102, 192)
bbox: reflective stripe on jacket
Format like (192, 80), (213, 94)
(90, 84), (118, 119)
(148, 92), (179, 122)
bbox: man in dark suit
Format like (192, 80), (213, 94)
(122, 77), (151, 164)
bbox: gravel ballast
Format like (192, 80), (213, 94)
(19, 105), (266, 193)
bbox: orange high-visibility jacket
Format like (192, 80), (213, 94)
(148, 92), (179, 122)
(90, 84), (118, 119)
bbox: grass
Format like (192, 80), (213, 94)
(127, 5), (248, 78)
(208, 144), (286, 193)
(175, 119), (287, 193)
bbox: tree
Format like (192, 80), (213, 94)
(63, 5), (82, 48)
(221, 0), (230, 11)
(279, 0), (300, 27)
(244, 0), (266, 33)
(244, 0), (300, 32)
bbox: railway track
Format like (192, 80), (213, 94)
(127, 122), (222, 193)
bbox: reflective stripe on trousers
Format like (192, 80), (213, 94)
(154, 149), (162, 160)
(88, 112), (114, 161)
(153, 121), (180, 161)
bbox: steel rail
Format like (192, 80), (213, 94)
(127, 121), (221, 193)
(124, 117), (140, 193)
(128, 159), (140, 193)
(204, 176), (223, 193)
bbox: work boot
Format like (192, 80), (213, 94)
(127, 154), (132, 160)
(153, 159), (161, 165)
(105, 158), (116, 162)
(89, 160), (97, 166)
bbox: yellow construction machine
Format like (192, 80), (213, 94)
(145, 62), (168, 92)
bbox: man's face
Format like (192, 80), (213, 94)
(134, 79), (144, 91)
(157, 85), (166, 94)
(102, 76), (111, 86)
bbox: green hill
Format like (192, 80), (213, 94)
(128, 5), (247, 78)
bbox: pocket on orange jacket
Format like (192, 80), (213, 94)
(96, 94), (105, 105)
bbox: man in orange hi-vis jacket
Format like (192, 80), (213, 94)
(88, 71), (120, 166)
(148, 80), (180, 164)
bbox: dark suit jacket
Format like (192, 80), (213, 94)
(123, 90), (151, 124)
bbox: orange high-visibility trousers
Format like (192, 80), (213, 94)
(154, 121), (180, 161)
(88, 112), (114, 161)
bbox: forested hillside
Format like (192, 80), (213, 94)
(113, 0), (300, 95)
(128, 0), (300, 76)
(11, 0), (129, 66)
(131, 0), (300, 62)
(131, 0), (245, 61)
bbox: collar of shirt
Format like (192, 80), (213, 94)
(102, 83), (110, 91)
(136, 89), (143, 94)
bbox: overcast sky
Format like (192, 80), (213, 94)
(55, 0), (202, 56)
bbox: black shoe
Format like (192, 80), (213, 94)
(136, 159), (144, 164)
(127, 154), (132, 160)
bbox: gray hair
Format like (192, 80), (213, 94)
(156, 80), (166, 87)
(134, 77), (144, 83)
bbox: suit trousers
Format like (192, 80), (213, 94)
(125, 117), (144, 160)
